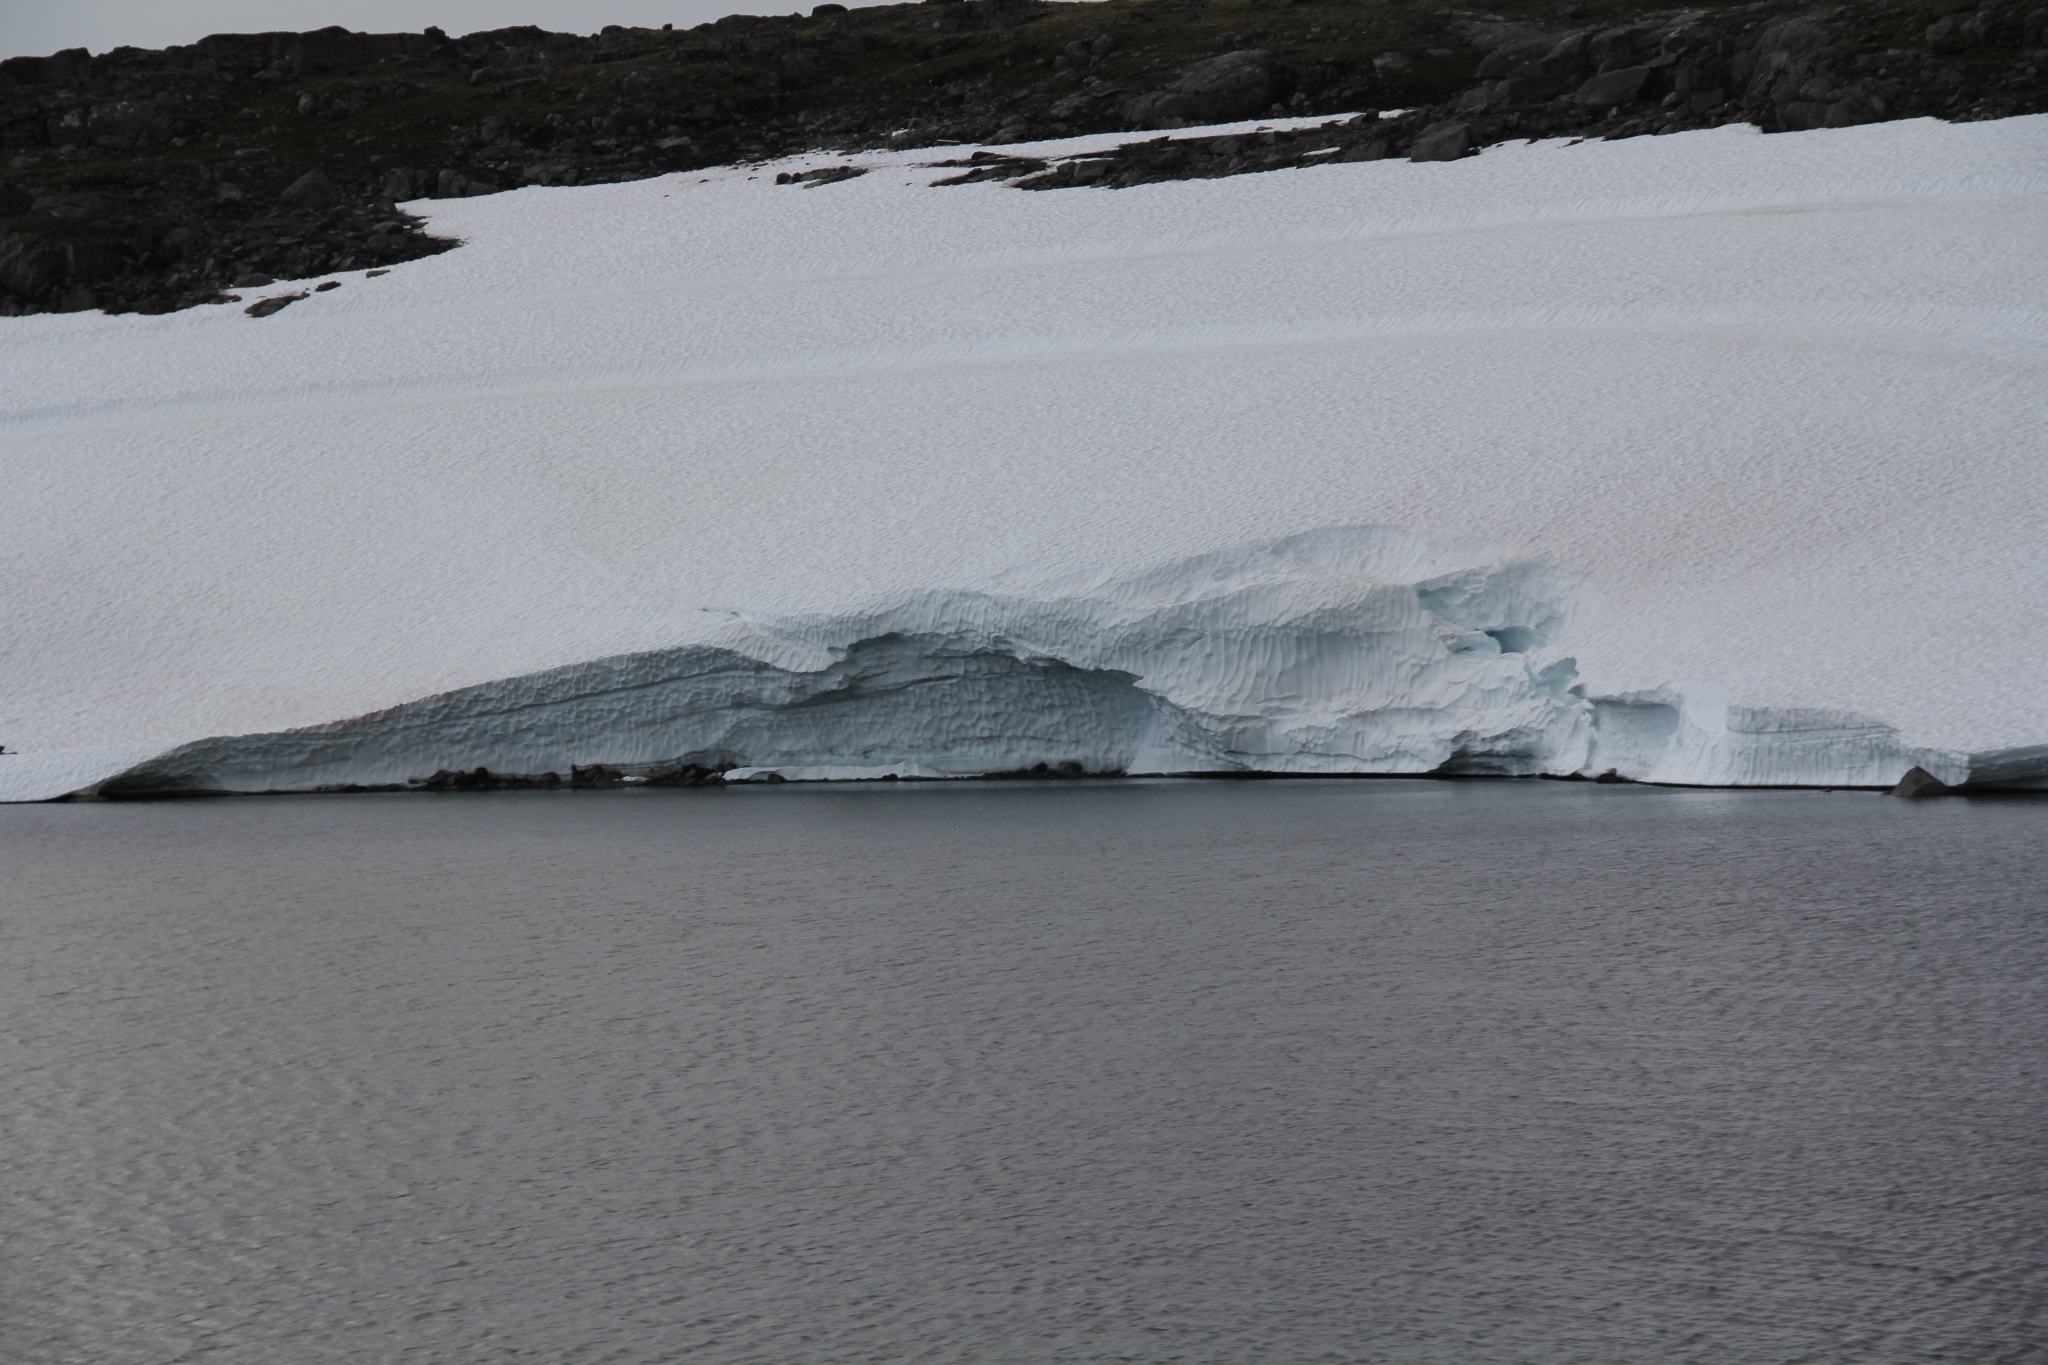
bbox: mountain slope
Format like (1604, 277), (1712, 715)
(3, 0), (2045, 315)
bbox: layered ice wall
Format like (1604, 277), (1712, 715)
(99, 528), (1593, 790)
(88, 529), (1994, 794)
(3, 115), (2046, 798)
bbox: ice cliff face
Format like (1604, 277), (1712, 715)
(90, 528), (2012, 796)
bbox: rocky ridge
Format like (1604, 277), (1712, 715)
(2, 0), (2044, 316)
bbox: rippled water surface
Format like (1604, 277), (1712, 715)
(3, 780), (2044, 1363)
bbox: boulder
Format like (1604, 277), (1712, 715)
(1475, 30), (1593, 98)
(1494, 76), (1550, 105)
(773, 164), (867, 187)
(1476, 35), (1561, 80)
(1409, 121), (1473, 161)
(30, 191), (106, 220)
(1588, 24), (1662, 69)
(159, 226), (207, 261)
(1572, 65), (1654, 106)
(245, 292), (305, 318)
(1123, 50), (1274, 130)
(1924, 15), (1968, 52)
(1049, 90), (1110, 119)
(1744, 15), (1836, 90)
(381, 167), (434, 201)
(60, 238), (120, 285)
(1459, 79), (1542, 113)
(1890, 766), (1950, 798)
(1821, 86), (1887, 128)
(1574, 65), (1654, 106)
(279, 168), (340, 210)
(1658, 23), (1726, 58)
(0, 236), (65, 296)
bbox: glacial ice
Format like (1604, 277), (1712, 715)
(84, 528), (2027, 795)
(3, 114), (2046, 799)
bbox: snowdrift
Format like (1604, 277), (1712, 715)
(3, 115), (2045, 798)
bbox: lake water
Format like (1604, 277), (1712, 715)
(3, 779), (2043, 1363)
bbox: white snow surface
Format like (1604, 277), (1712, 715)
(3, 115), (2046, 798)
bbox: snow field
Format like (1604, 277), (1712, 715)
(2, 114), (2044, 797)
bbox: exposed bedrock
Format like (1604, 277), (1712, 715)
(3, 0), (2045, 315)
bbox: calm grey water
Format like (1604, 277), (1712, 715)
(2, 780), (2044, 1364)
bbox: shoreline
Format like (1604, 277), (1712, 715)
(34, 763), (2040, 802)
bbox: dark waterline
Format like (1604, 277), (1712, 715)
(3, 780), (2043, 1363)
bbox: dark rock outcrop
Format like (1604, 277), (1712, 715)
(400, 760), (727, 791)
(1, 0), (2042, 317)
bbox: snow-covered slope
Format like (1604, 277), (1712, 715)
(3, 115), (2045, 798)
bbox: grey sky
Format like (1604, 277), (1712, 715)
(0, 0), (890, 61)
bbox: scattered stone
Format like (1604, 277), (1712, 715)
(773, 164), (868, 186)
(930, 152), (1048, 184)
(314, 280), (340, 292)
(245, 292), (307, 317)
